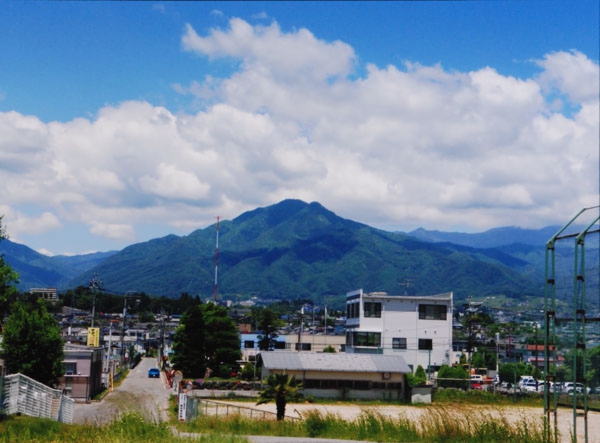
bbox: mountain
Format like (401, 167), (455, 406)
(407, 226), (562, 248)
(64, 199), (543, 305)
(0, 240), (117, 291)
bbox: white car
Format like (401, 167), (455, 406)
(520, 379), (540, 393)
(564, 382), (590, 394)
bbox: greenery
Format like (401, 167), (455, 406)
(408, 365), (427, 387)
(253, 307), (282, 350)
(256, 374), (303, 420)
(48, 199), (542, 304)
(183, 405), (547, 443)
(0, 217), (19, 324)
(0, 413), (249, 443)
(2, 298), (64, 386)
(437, 364), (469, 389)
(171, 302), (241, 379)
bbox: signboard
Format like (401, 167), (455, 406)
(87, 327), (100, 347)
(178, 393), (187, 422)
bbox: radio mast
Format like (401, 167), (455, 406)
(213, 216), (220, 302)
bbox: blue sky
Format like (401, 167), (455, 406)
(0, 1), (598, 255)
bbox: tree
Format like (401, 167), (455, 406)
(203, 303), (241, 377)
(407, 365), (428, 387)
(254, 307), (281, 351)
(2, 298), (64, 386)
(0, 217), (19, 324)
(437, 364), (469, 389)
(171, 304), (207, 378)
(256, 374), (303, 420)
(171, 302), (241, 379)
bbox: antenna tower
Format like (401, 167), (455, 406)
(213, 216), (220, 302)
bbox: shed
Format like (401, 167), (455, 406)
(257, 352), (410, 401)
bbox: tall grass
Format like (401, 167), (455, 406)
(181, 405), (548, 443)
(0, 413), (249, 443)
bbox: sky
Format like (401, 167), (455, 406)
(0, 1), (598, 256)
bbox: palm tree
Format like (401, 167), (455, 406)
(256, 373), (303, 420)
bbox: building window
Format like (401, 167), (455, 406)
(363, 302), (381, 318)
(418, 339), (433, 350)
(295, 343), (312, 351)
(347, 302), (359, 319)
(65, 362), (77, 375)
(351, 331), (381, 347)
(244, 340), (255, 349)
(274, 341), (286, 350)
(392, 337), (407, 350)
(419, 304), (447, 320)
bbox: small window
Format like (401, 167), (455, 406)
(363, 302), (382, 318)
(418, 339), (433, 350)
(419, 304), (447, 320)
(393, 337), (407, 350)
(244, 340), (255, 349)
(65, 362), (77, 375)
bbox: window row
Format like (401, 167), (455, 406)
(303, 379), (403, 390)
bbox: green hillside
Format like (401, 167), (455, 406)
(67, 200), (543, 306)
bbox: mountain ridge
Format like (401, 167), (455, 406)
(1, 199), (558, 306)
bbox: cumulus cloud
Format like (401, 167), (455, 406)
(535, 50), (600, 104)
(0, 18), (598, 252)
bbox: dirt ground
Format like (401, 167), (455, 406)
(232, 400), (600, 443)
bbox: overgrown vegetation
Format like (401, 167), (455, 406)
(181, 406), (548, 443)
(0, 413), (249, 443)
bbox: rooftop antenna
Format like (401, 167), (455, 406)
(399, 278), (413, 295)
(213, 216), (220, 302)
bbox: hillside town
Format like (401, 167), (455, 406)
(2, 284), (598, 404)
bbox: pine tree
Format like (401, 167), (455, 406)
(171, 304), (207, 378)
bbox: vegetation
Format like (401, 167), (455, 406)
(407, 365), (428, 387)
(182, 405), (547, 443)
(253, 307), (282, 350)
(171, 302), (241, 379)
(0, 217), (19, 324)
(256, 374), (303, 420)
(2, 298), (64, 386)
(437, 364), (469, 389)
(0, 413), (249, 443)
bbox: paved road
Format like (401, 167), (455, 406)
(73, 357), (171, 425)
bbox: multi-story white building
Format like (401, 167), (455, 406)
(345, 289), (453, 374)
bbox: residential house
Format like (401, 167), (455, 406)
(345, 289), (453, 375)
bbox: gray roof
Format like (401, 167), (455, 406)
(258, 352), (411, 374)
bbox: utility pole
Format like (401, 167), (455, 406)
(89, 273), (103, 328)
(214, 216), (220, 302)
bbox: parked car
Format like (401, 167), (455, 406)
(148, 368), (161, 378)
(520, 379), (540, 393)
(564, 382), (590, 394)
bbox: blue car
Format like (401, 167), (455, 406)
(148, 368), (160, 378)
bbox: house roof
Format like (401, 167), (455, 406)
(258, 352), (411, 374)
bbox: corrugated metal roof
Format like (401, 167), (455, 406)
(258, 352), (411, 374)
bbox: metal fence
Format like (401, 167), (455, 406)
(0, 373), (74, 424)
(195, 398), (301, 422)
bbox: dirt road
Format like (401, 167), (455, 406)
(73, 357), (171, 425)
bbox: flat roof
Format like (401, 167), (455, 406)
(258, 352), (411, 374)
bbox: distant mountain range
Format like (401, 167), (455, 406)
(1, 199), (575, 306)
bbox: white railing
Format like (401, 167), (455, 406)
(1, 374), (74, 424)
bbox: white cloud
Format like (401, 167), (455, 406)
(535, 50), (600, 104)
(0, 18), (598, 252)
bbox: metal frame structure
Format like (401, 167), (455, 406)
(544, 206), (599, 443)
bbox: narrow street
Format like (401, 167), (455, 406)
(73, 357), (171, 425)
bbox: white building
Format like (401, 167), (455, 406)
(345, 289), (453, 374)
